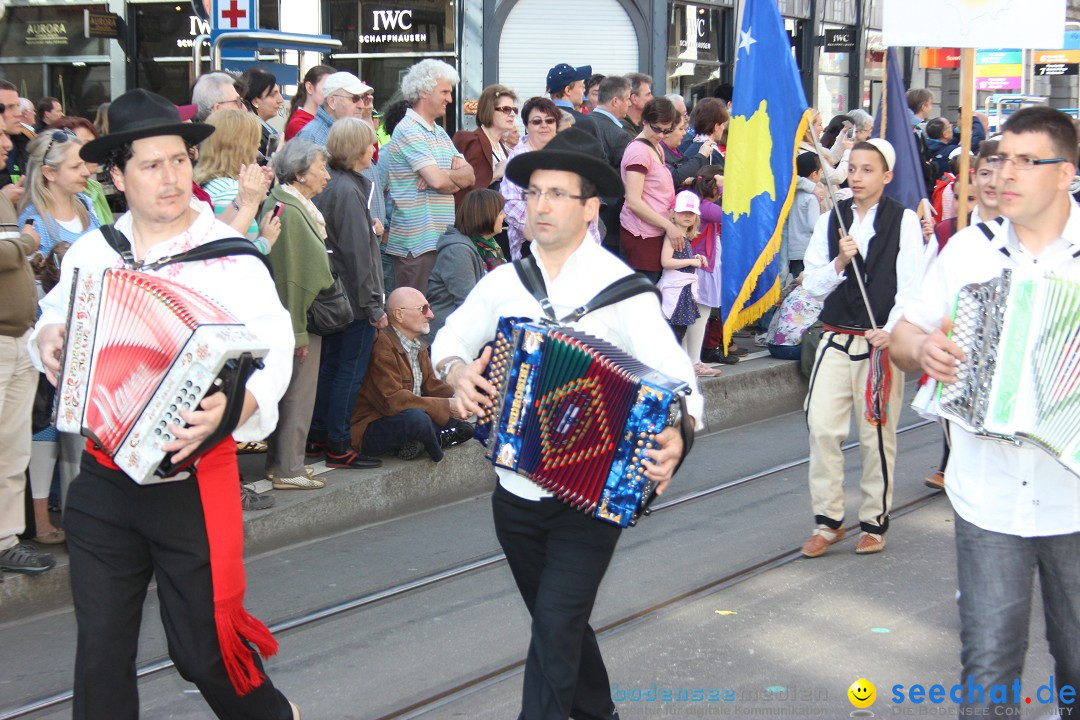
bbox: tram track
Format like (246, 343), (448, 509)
(0, 419), (935, 720)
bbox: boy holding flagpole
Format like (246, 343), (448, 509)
(800, 139), (926, 557)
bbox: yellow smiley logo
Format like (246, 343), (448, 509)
(848, 678), (876, 708)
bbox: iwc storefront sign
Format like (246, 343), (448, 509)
(669, 4), (722, 58)
(357, 0), (453, 52)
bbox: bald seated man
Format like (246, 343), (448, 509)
(349, 287), (474, 461)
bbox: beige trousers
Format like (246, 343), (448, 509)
(265, 335), (322, 478)
(804, 331), (904, 535)
(0, 332), (37, 550)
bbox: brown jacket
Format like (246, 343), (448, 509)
(350, 328), (454, 448)
(0, 193), (39, 337)
(451, 127), (507, 208)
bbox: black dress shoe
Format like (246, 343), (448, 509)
(701, 348), (740, 365)
(439, 422), (475, 449)
(325, 442), (382, 469)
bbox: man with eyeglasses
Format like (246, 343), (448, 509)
(349, 286), (472, 463)
(191, 72), (246, 122)
(432, 128), (701, 720)
(892, 106), (1080, 720)
(0, 80), (28, 204)
(295, 71), (374, 147)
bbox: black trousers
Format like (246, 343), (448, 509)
(65, 454), (293, 720)
(492, 483), (622, 720)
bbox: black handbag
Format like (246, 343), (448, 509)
(307, 273), (354, 335)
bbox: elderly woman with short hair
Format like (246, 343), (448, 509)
(305, 117), (387, 470)
(261, 138), (334, 491)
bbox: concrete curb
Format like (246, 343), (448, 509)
(0, 354), (808, 624)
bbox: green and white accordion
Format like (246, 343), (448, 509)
(938, 269), (1080, 476)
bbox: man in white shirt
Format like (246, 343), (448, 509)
(432, 128), (702, 720)
(31, 90), (300, 720)
(892, 106), (1080, 719)
(800, 139), (926, 557)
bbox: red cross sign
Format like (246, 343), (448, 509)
(213, 0), (253, 30)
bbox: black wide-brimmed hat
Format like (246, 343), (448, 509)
(505, 127), (624, 198)
(81, 88), (215, 164)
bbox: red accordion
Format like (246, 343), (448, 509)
(55, 267), (268, 484)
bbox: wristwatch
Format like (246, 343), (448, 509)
(437, 357), (465, 381)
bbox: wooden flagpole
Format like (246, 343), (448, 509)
(955, 47), (976, 231)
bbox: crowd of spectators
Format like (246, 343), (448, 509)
(0, 61), (1003, 568)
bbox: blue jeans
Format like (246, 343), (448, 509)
(309, 320), (377, 445)
(768, 343), (801, 360)
(954, 512), (1080, 716)
(361, 408), (449, 461)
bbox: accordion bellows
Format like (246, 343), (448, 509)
(475, 317), (689, 527)
(939, 269), (1080, 475)
(56, 268), (269, 484)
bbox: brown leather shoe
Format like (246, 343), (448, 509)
(855, 532), (886, 554)
(924, 471), (945, 491)
(801, 527), (845, 558)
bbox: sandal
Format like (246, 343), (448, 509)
(32, 529), (66, 545)
(236, 441), (268, 454)
(271, 475), (326, 491)
(694, 361), (723, 378)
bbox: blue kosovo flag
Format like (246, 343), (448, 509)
(720, 0), (810, 352)
(872, 47), (928, 212)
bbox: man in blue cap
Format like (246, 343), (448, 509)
(547, 62), (592, 129)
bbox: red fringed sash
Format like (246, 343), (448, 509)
(88, 438), (277, 695)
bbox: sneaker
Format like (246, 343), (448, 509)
(236, 441), (268, 454)
(701, 348), (740, 365)
(241, 485), (276, 511)
(924, 471), (945, 491)
(800, 526), (845, 558)
(0, 543), (56, 574)
(753, 332), (769, 348)
(397, 441), (424, 461)
(439, 422), (475, 449)
(325, 443), (382, 469)
(272, 475), (326, 490)
(304, 439), (327, 459)
(855, 532), (886, 554)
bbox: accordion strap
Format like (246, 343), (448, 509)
(513, 255), (661, 324)
(100, 224), (273, 276)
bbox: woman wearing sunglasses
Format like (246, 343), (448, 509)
(17, 129), (99, 257)
(499, 96), (560, 258)
(452, 84), (518, 209)
(620, 96), (681, 282)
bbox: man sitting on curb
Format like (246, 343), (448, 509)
(349, 287), (473, 461)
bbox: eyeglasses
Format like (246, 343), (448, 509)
(528, 117), (557, 127)
(217, 97), (245, 109)
(44, 129), (77, 158)
(495, 105), (519, 116)
(649, 124), (674, 135)
(522, 188), (589, 205)
(334, 92), (372, 105)
(0, 102), (18, 115)
(985, 155), (1068, 171)
(399, 304), (431, 314)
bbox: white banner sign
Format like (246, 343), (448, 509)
(883, 0), (1065, 49)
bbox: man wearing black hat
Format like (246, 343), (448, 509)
(431, 128), (702, 720)
(30, 89), (299, 720)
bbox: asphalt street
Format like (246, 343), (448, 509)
(0, 383), (1061, 720)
